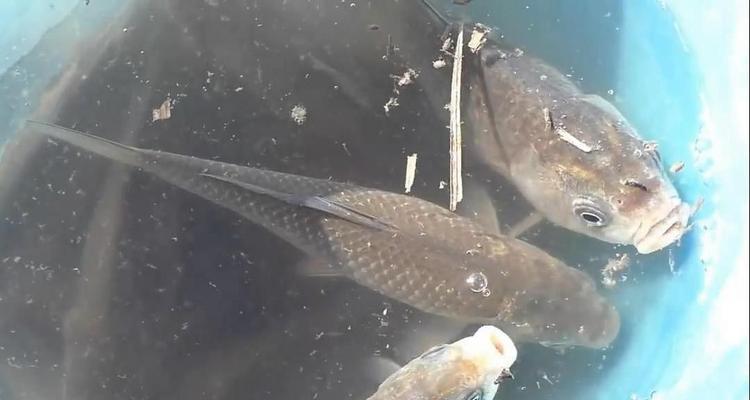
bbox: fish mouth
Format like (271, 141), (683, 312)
(633, 200), (692, 254)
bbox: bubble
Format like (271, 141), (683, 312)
(466, 272), (489, 294)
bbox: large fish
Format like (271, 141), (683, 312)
(367, 325), (516, 400)
(464, 37), (691, 254)
(272, 0), (692, 254)
(26, 121), (619, 349)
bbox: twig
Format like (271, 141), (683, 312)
(404, 153), (418, 193)
(554, 127), (593, 153)
(449, 25), (465, 211)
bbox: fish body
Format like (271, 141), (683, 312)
(464, 36), (691, 254)
(28, 121), (619, 348)
(367, 325), (517, 400)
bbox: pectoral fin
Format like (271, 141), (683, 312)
(455, 175), (502, 235)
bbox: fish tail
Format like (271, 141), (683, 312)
(26, 121), (143, 167)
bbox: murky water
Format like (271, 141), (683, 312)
(0, 1), (690, 399)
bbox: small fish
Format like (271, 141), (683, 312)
(27, 121), (619, 349)
(367, 325), (516, 400)
(466, 39), (692, 254)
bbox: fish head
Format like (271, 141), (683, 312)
(509, 94), (690, 254)
(470, 45), (690, 253)
(371, 326), (516, 399)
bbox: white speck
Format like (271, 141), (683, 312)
(234, 86), (244, 92)
(393, 68), (418, 87)
(539, 74), (548, 81)
(432, 59), (447, 69)
(122, 27), (129, 33)
(290, 104), (307, 125)
(607, 89), (615, 95)
(383, 97), (399, 115)
(404, 153), (418, 193)
(601, 253), (631, 288)
(439, 180), (447, 189)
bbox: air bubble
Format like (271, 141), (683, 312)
(466, 272), (489, 294)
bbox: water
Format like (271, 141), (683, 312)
(0, 0), (711, 399)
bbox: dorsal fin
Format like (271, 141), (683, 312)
(199, 173), (397, 232)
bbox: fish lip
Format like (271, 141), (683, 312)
(633, 201), (691, 254)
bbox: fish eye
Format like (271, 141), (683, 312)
(465, 389), (483, 400)
(572, 198), (609, 227)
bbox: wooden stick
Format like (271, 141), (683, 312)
(449, 25), (465, 211)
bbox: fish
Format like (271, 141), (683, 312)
(26, 121), (619, 349)
(317, 0), (690, 254)
(367, 325), (517, 400)
(463, 33), (691, 254)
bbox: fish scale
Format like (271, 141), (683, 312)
(26, 121), (620, 348)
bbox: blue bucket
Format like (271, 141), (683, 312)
(1, 1), (747, 399)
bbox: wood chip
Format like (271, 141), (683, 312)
(404, 153), (418, 193)
(467, 24), (490, 53)
(448, 26), (465, 211)
(152, 98), (172, 122)
(554, 127), (593, 152)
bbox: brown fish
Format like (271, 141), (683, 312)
(26, 121), (619, 348)
(367, 325), (516, 400)
(465, 37), (691, 254)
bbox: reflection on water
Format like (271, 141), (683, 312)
(0, 0), (681, 398)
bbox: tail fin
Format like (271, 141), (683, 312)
(26, 121), (143, 167)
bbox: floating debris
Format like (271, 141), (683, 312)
(554, 127), (593, 152)
(392, 68), (419, 87)
(669, 161), (685, 174)
(691, 196), (705, 216)
(290, 104), (307, 125)
(448, 26), (465, 211)
(542, 107), (553, 130)
(383, 97), (399, 115)
(601, 253), (631, 288)
(404, 153), (418, 193)
(467, 24), (491, 53)
(151, 97), (172, 122)
(440, 36), (453, 54)
(432, 58), (447, 69)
